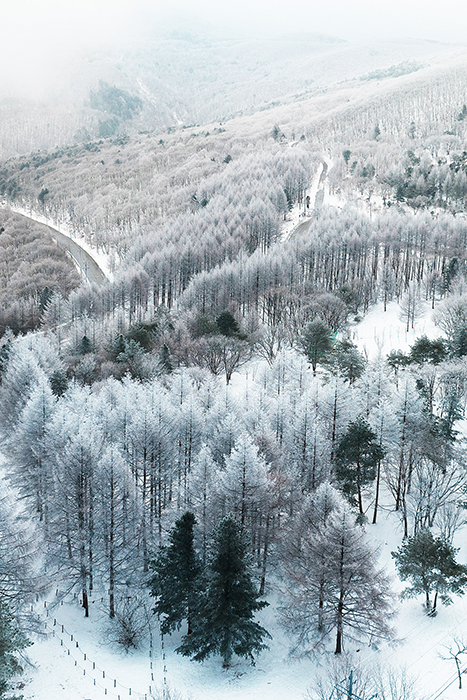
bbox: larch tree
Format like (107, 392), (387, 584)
(188, 445), (216, 563)
(280, 488), (394, 655)
(328, 508), (394, 654)
(96, 445), (140, 619)
(0, 599), (31, 700)
(216, 434), (270, 530)
(284, 392), (331, 492)
(43, 388), (104, 618)
(6, 378), (57, 529)
(279, 482), (347, 653)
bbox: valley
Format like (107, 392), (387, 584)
(1, 15), (467, 700)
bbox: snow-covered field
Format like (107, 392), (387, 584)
(20, 503), (467, 700)
(351, 298), (440, 361)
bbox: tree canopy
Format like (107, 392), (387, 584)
(392, 528), (467, 614)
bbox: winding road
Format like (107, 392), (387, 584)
(0, 204), (108, 286)
(288, 156), (333, 240)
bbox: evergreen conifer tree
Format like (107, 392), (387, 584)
(392, 528), (467, 614)
(149, 512), (201, 635)
(0, 330), (13, 382)
(177, 516), (271, 667)
(216, 311), (240, 337)
(335, 418), (384, 515)
(158, 343), (173, 374)
(299, 320), (334, 374)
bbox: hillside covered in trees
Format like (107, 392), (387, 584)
(3, 21), (467, 700)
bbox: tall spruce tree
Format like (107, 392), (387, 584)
(149, 512), (201, 635)
(177, 516), (271, 667)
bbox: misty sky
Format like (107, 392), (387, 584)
(1, 0), (467, 98)
(6, 0), (467, 43)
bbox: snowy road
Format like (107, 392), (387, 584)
(288, 155), (333, 240)
(0, 203), (110, 286)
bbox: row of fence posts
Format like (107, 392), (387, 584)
(34, 592), (166, 699)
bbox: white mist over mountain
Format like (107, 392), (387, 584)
(0, 0), (466, 100)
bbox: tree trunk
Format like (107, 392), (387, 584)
(432, 588), (438, 614)
(82, 584), (89, 618)
(357, 481), (364, 516)
(335, 615), (343, 654)
(109, 463), (115, 619)
(372, 459), (381, 524)
(456, 657), (462, 689)
(259, 515), (270, 596)
(335, 540), (345, 654)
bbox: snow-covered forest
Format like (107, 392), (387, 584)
(3, 9), (467, 700)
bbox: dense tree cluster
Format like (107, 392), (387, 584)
(150, 513), (270, 667)
(2, 294), (467, 659)
(3, 40), (467, 676)
(0, 211), (80, 334)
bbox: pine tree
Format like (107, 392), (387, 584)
(0, 599), (30, 700)
(49, 369), (68, 397)
(149, 512), (201, 635)
(326, 339), (366, 384)
(177, 516), (271, 667)
(298, 320), (334, 375)
(392, 528), (467, 614)
(158, 343), (173, 374)
(0, 329), (13, 382)
(216, 311), (241, 337)
(335, 418), (384, 516)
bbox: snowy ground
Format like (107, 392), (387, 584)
(20, 507), (467, 700)
(350, 298), (440, 361)
(18, 298), (467, 700)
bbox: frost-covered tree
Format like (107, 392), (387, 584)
(187, 445), (216, 563)
(126, 385), (175, 559)
(215, 434), (269, 529)
(284, 392), (331, 492)
(280, 486), (394, 655)
(0, 485), (42, 607)
(6, 379), (57, 527)
(43, 387), (104, 617)
(0, 599), (31, 700)
(96, 445), (140, 619)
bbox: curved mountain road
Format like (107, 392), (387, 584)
(1, 206), (107, 286)
(41, 223), (107, 286)
(288, 156), (332, 240)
